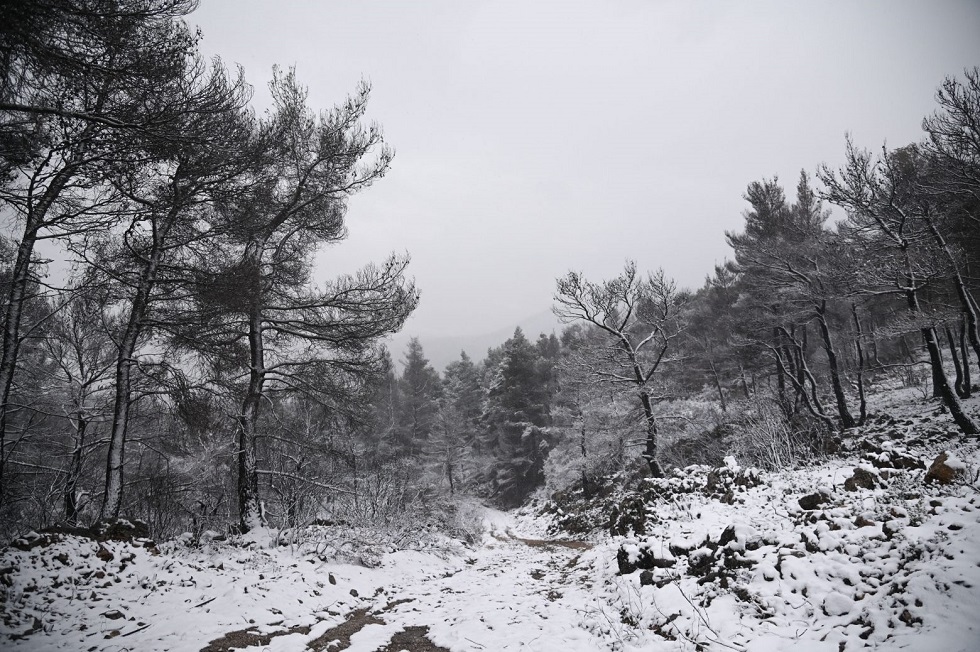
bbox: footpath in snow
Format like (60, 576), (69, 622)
(0, 509), (615, 651)
(2, 402), (980, 651)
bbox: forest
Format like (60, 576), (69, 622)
(3, 3), (980, 651)
(1, 1), (979, 546)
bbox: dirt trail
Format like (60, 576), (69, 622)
(198, 516), (601, 652)
(335, 526), (600, 651)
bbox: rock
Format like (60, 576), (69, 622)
(349, 589), (358, 598)
(899, 609), (922, 626)
(668, 534), (708, 558)
(798, 492), (830, 510)
(854, 514), (875, 528)
(96, 545), (114, 562)
(328, 573), (337, 585)
(639, 570), (655, 586)
(10, 532), (60, 551)
(608, 496), (648, 537)
(882, 519), (905, 540)
(823, 592), (855, 616)
(925, 451), (966, 485)
(844, 466), (879, 491)
(687, 548), (715, 577)
(616, 547), (638, 575)
(718, 524), (761, 552)
(616, 543), (675, 575)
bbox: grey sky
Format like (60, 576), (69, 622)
(191, 0), (980, 344)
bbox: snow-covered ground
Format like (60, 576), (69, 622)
(0, 510), (611, 651)
(2, 395), (979, 651)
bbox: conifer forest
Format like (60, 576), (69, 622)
(1, 2), (979, 651)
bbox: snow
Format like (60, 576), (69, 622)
(823, 591), (855, 616)
(2, 398), (980, 651)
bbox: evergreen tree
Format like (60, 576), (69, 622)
(482, 328), (553, 507)
(396, 338), (441, 459)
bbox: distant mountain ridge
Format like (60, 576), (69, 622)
(385, 309), (563, 372)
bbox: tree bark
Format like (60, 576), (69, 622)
(923, 213), (980, 374)
(903, 271), (978, 434)
(947, 324), (968, 399)
(100, 216), (171, 521)
(774, 329), (788, 414)
(0, 167), (73, 506)
(237, 242), (266, 532)
(639, 390), (664, 478)
(64, 415), (86, 525)
(815, 301), (856, 428)
(772, 331), (836, 431)
(962, 315), (973, 396)
(851, 304), (868, 425)
(708, 358), (727, 412)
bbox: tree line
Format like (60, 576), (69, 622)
(374, 67), (980, 509)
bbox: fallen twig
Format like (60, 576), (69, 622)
(122, 623), (151, 637)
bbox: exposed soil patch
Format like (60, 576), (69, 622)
(306, 608), (383, 651)
(378, 625), (450, 652)
(200, 623), (312, 652)
(514, 536), (592, 550)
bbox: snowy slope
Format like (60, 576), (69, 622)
(1, 398), (979, 651)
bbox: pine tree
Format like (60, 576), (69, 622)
(482, 328), (552, 507)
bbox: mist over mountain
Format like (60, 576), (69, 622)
(385, 309), (563, 372)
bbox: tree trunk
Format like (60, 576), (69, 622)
(851, 304), (868, 425)
(923, 214), (980, 374)
(0, 230), (38, 507)
(64, 415), (87, 525)
(237, 243), (266, 532)
(101, 198), (186, 521)
(922, 325), (977, 433)
(100, 236), (166, 521)
(962, 315), (973, 396)
(639, 391), (663, 478)
(0, 168), (73, 506)
(947, 324), (968, 399)
(772, 332), (836, 431)
(774, 329), (788, 414)
(816, 301), (856, 428)
(708, 358), (727, 412)
(903, 271), (978, 434)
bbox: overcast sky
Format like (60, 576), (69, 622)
(191, 0), (980, 342)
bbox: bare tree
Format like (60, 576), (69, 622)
(554, 262), (683, 477)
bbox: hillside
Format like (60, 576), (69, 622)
(1, 391), (978, 651)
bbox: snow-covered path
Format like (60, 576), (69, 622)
(0, 509), (616, 652)
(349, 511), (605, 651)
(4, 430), (980, 652)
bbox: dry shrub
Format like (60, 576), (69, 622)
(727, 398), (829, 470)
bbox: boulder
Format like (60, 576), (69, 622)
(616, 543), (676, 575)
(843, 466), (879, 491)
(924, 451), (966, 485)
(798, 491), (830, 510)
